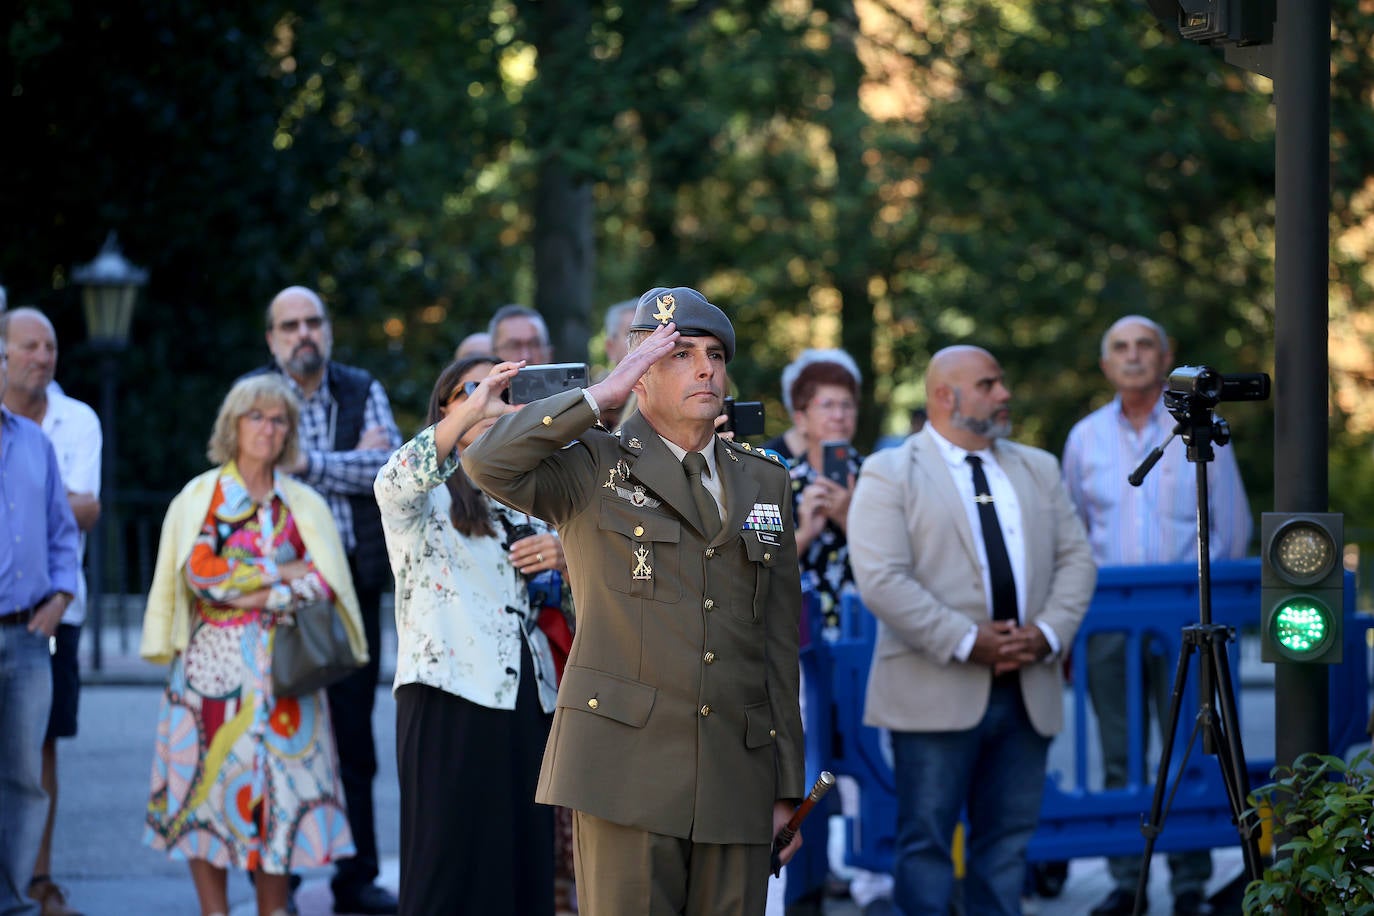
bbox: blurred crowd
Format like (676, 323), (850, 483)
(0, 280), (1251, 916)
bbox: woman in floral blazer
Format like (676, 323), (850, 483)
(374, 355), (565, 916)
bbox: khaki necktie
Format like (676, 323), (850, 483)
(683, 451), (721, 540)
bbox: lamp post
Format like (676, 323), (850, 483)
(73, 233), (147, 671)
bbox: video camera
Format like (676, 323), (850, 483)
(1166, 366), (1271, 407)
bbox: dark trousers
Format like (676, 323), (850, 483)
(328, 570), (383, 894)
(395, 642), (554, 916)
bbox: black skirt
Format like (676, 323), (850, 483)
(395, 640), (554, 916)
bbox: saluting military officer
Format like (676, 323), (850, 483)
(462, 286), (806, 916)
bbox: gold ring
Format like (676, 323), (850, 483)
(537, 552), (545, 563)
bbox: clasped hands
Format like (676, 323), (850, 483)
(968, 620), (1051, 676)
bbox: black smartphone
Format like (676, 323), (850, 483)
(720, 396), (765, 438)
(507, 363), (588, 404)
(821, 440), (850, 486)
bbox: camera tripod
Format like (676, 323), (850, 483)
(1126, 392), (1264, 915)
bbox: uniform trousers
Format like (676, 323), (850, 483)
(395, 640), (553, 916)
(571, 811), (772, 916)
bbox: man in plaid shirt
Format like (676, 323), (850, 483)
(245, 286), (402, 915)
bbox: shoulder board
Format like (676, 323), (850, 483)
(723, 438), (785, 465)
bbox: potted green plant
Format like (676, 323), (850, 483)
(1243, 750), (1374, 914)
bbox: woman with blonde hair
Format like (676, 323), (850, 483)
(141, 373), (367, 916)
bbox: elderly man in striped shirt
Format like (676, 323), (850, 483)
(1062, 315), (1251, 916)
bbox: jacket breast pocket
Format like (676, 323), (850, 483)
(598, 499), (682, 604)
(737, 532), (782, 623)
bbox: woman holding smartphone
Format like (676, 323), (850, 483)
(374, 356), (565, 916)
(787, 358), (865, 633)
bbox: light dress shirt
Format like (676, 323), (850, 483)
(926, 426), (1061, 663)
(41, 387), (102, 625)
(1061, 394), (1251, 566)
(375, 425), (558, 712)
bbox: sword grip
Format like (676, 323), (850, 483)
(770, 771), (835, 876)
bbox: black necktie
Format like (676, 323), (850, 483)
(683, 451), (721, 540)
(966, 455), (1017, 622)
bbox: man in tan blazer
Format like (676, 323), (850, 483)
(848, 345), (1095, 916)
(463, 287), (806, 916)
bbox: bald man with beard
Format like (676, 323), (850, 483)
(848, 345), (1095, 916)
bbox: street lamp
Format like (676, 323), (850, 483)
(73, 233), (147, 671)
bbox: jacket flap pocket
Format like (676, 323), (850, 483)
(599, 499), (680, 543)
(558, 665), (657, 728)
(744, 701), (776, 748)
(742, 532), (782, 566)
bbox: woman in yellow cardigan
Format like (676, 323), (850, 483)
(140, 374), (367, 916)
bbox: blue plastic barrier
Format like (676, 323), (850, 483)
(798, 559), (1371, 874)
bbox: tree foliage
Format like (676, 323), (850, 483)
(3, 0), (1372, 547)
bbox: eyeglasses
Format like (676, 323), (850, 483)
(805, 399), (858, 415)
(445, 380), (482, 406)
(273, 315), (326, 334)
(244, 409), (291, 429)
(494, 338), (548, 359)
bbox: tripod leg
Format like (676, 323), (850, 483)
(1204, 634), (1265, 881)
(1133, 635), (1198, 916)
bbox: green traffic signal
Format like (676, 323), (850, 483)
(1260, 513), (1344, 665)
(1270, 597), (1335, 659)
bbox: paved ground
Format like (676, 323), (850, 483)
(40, 618), (1271, 914)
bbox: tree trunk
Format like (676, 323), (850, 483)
(534, 155), (594, 363)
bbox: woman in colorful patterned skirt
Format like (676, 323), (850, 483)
(139, 374), (368, 916)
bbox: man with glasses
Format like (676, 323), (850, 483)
(488, 304), (554, 365)
(242, 286), (402, 915)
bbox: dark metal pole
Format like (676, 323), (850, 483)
(89, 349), (118, 672)
(1273, 0), (1330, 764)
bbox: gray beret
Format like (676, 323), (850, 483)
(629, 286), (736, 362)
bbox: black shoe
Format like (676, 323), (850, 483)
(1091, 887), (1143, 916)
(1030, 860), (1069, 898)
(333, 883), (399, 915)
(1173, 890), (1215, 916)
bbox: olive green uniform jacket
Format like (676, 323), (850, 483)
(462, 389), (806, 844)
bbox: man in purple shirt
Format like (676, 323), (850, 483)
(1062, 315), (1251, 916)
(0, 317), (80, 916)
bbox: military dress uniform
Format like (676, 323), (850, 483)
(462, 288), (805, 916)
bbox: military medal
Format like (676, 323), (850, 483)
(632, 546), (653, 580)
(603, 468), (618, 489)
(630, 486), (649, 507)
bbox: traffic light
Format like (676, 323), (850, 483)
(1142, 0), (1273, 46)
(1261, 513), (1343, 664)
